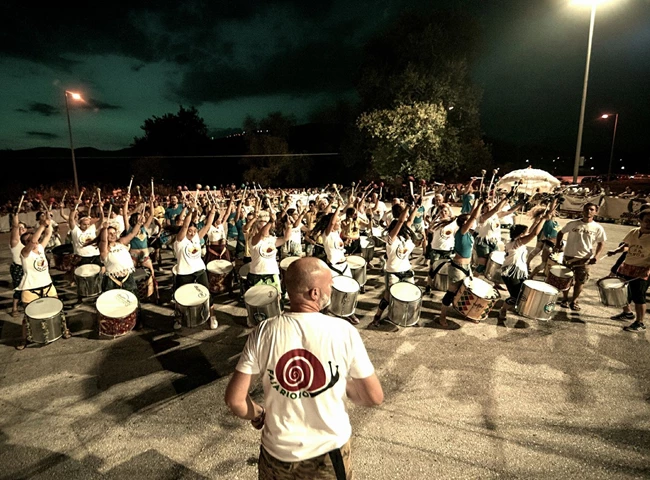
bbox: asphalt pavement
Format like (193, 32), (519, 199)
(0, 216), (649, 479)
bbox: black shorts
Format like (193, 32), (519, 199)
(619, 274), (650, 305)
(502, 275), (524, 305)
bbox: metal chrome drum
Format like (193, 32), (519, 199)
(25, 298), (65, 344)
(431, 259), (449, 292)
(347, 255), (367, 287)
(516, 280), (559, 321)
(279, 256), (301, 292)
(597, 277), (628, 307)
(75, 264), (102, 298)
(329, 275), (360, 317)
(388, 282), (422, 327)
(244, 284), (281, 327)
(360, 236), (375, 264)
(485, 251), (505, 283)
(174, 283), (210, 327)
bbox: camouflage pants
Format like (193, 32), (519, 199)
(258, 439), (353, 480)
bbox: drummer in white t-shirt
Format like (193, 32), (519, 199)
(370, 201), (418, 330)
(173, 201), (217, 329)
(248, 209), (291, 297)
(424, 203), (457, 294)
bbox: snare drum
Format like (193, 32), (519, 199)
(545, 252), (564, 277)
(174, 283), (210, 327)
(279, 256), (301, 292)
(546, 265), (574, 291)
(431, 259), (449, 292)
(207, 259), (234, 294)
(388, 282), (422, 327)
(360, 236), (375, 264)
(134, 268), (154, 301)
(453, 277), (500, 322)
(329, 275), (360, 317)
(244, 284), (281, 327)
(485, 251), (505, 283)
(74, 264), (102, 298)
(347, 255), (367, 288)
(52, 244), (75, 272)
(597, 277), (628, 307)
(516, 280), (559, 321)
(24, 297), (65, 344)
(96, 290), (138, 337)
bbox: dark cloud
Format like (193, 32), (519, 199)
(20, 103), (59, 117)
(27, 131), (59, 140)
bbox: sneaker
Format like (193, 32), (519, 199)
(623, 322), (646, 332)
(611, 312), (635, 321)
(209, 316), (219, 330)
(424, 285), (431, 295)
(173, 320), (182, 330)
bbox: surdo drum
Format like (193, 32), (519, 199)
(347, 255), (367, 290)
(388, 282), (422, 327)
(244, 284), (281, 327)
(485, 251), (505, 283)
(329, 275), (360, 318)
(597, 277), (628, 308)
(24, 297), (66, 344)
(360, 236), (375, 264)
(207, 259), (234, 294)
(545, 252), (564, 277)
(280, 256), (301, 292)
(516, 280), (559, 321)
(134, 268), (154, 301)
(52, 244), (75, 272)
(174, 283), (210, 327)
(96, 290), (138, 338)
(75, 264), (102, 298)
(545, 265), (574, 292)
(431, 259), (450, 292)
(453, 277), (500, 322)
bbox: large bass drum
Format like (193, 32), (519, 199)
(174, 283), (210, 328)
(24, 297), (65, 344)
(453, 277), (500, 322)
(388, 282), (422, 327)
(329, 275), (360, 318)
(515, 280), (559, 321)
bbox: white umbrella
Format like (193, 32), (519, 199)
(496, 167), (560, 195)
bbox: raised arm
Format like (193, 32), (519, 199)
(198, 205), (217, 239)
(22, 222), (45, 258)
(176, 205), (193, 243)
(10, 209), (22, 248)
(325, 205), (341, 236)
(388, 205), (410, 242)
(460, 198), (483, 235)
(120, 214), (145, 245)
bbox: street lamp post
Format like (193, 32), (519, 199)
(572, 4), (597, 184)
(601, 113), (619, 182)
(64, 90), (83, 196)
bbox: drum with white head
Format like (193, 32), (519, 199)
(96, 290), (138, 337)
(596, 277), (628, 307)
(329, 275), (360, 317)
(174, 283), (210, 327)
(207, 259), (234, 294)
(347, 255), (367, 287)
(24, 297), (65, 344)
(516, 280), (559, 321)
(453, 277), (500, 322)
(244, 284), (281, 327)
(485, 251), (505, 283)
(388, 282), (422, 327)
(75, 264), (102, 298)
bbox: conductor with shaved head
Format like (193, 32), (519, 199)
(225, 257), (383, 479)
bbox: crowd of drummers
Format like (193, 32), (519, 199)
(7, 174), (650, 350)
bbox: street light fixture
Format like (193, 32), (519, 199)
(64, 90), (84, 195)
(601, 113), (619, 182)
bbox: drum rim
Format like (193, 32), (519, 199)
(244, 284), (279, 306)
(96, 290), (138, 316)
(346, 255), (367, 267)
(279, 256), (300, 268)
(597, 277), (625, 288)
(24, 297), (64, 318)
(75, 264), (101, 275)
(174, 283), (210, 306)
(463, 277), (500, 300)
(523, 279), (559, 294)
(332, 275), (360, 293)
(389, 282), (422, 301)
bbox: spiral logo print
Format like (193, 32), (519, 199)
(275, 349), (327, 392)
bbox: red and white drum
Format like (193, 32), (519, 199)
(96, 290), (138, 338)
(545, 265), (574, 291)
(207, 259), (234, 294)
(453, 277), (500, 322)
(134, 268), (154, 301)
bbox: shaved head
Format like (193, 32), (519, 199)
(285, 257), (333, 312)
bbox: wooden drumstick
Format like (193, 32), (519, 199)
(487, 168), (499, 198)
(97, 187), (102, 205)
(17, 194), (25, 213)
(75, 187), (85, 211)
(61, 190), (67, 205)
(127, 175), (134, 195)
(478, 169), (487, 193)
(107, 203), (113, 219)
(151, 177), (155, 198)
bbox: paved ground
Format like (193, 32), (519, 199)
(1, 216), (649, 479)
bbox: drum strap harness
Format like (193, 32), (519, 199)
(450, 261), (472, 279)
(27, 283), (54, 297)
(430, 259), (450, 278)
(328, 448), (347, 480)
(327, 261), (346, 277)
(109, 273), (131, 287)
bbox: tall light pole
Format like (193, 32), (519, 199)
(601, 113), (618, 182)
(572, 4), (597, 184)
(64, 90), (83, 195)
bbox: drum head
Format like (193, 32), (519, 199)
(599, 277), (625, 289)
(489, 251), (505, 264)
(172, 265), (179, 276)
(549, 265), (574, 278)
(390, 282), (421, 302)
(549, 252), (563, 263)
(360, 236), (373, 248)
(464, 277), (498, 299)
(280, 256), (300, 270)
(207, 259), (233, 274)
(96, 290), (138, 317)
(244, 285), (278, 307)
(347, 255), (366, 268)
(239, 263), (250, 278)
(174, 283), (210, 306)
(332, 275), (360, 293)
(524, 279), (559, 295)
(25, 297), (64, 319)
(75, 264), (101, 277)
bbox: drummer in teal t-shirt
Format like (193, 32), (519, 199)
(460, 179), (476, 214)
(527, 203), (560, 278)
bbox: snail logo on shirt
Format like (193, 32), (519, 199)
(258, 239), (276, 259)
(34, 256), (47, 272)
(396, 240), (408, 259)
(442, 229), (453, 239)
(79, 231), (94, 246)
(267, 348), (340, 400)
(335, 239), (345, 251)
(184, 242), (201, 258)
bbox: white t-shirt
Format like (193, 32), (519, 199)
(103, 242), (135, 277)
(561, 219), (607, 259)
(206, 224), (226, 243)
(622, 228), (650, 267)
(174, 236), (205, 275)
(109, 215), (125, 238)
(477, 213), (501, 243)
(71, 224), (100, 257)
(431, 221), (458, 251)
(324, 231), (346, 265)
(236, 312), (375, 462)
(385, 236), (415, 273)
(250, 236), (280, 275)
(18, 245), (52, 290)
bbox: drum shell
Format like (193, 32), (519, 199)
(329, 277), (360, 317)
(244, 286), (281, 327)
(545, 266), (574, 292)
(453, 278), (500, 321)
(207, 260), (234, 294)
(371, 227), (386, 247)
(597, 278), (628, 307)
(516, 280), (559, 321)
(134, 268), (154, 300)
(96, 291), (138, 337)
(485, 251), (504, 283)
(75, 265), (103, 298)
(25, 298), (64, 344)
(348, 256), (367, 286)
(174, 285), (210, 327)
(388, 282), (422, 327)
(52, 244), (75, 272)
(545, 253), (564, 277)
(432, 260), (449, 292)
(360, 236), (375, 263)
(279, 257), (300, 292)
(238, 263), (251, 295)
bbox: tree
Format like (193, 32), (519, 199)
(356, 9), (492, 180)
(132, 106), (210, 155)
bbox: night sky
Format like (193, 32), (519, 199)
(2, 0), (649, 169)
